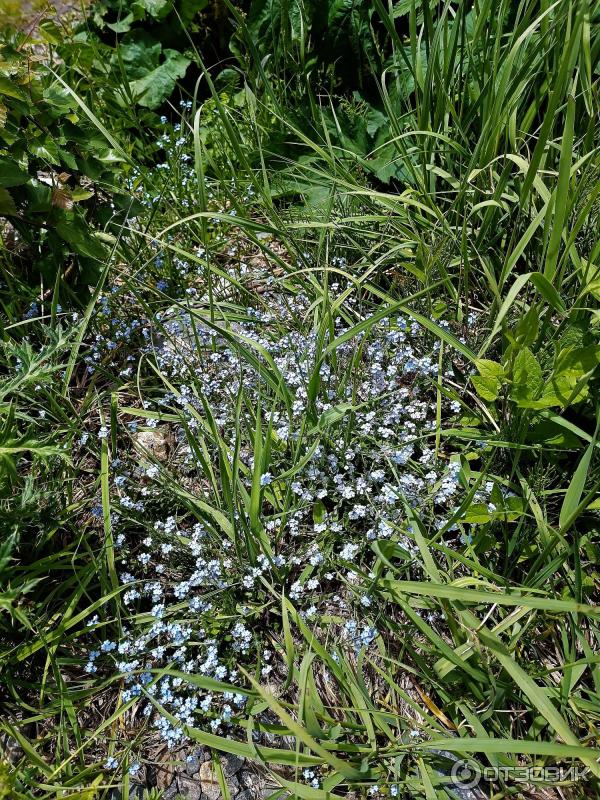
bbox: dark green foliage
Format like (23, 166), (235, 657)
(58, 0), (219, 116)
(0, 34), (129, 302)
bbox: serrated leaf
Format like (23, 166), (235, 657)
(392, 0), (414, 16)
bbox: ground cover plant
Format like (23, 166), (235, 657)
(1, 0), (600, 798)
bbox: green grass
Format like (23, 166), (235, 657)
(1, 1), (600, 798)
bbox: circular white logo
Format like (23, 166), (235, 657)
(450, 758), (481, 789)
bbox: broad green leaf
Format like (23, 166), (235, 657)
(472, 359), (505, 401)
(460, 496), (526, 523)
(129, 50), (190, 109)
(106, 13), (135, 32)
(510, 347), (543, 402)
(181, 0), (209, 21)
(317, 403), (354, 430)
(0, 158), (28, 188)
(28, 138), (61, 164)
(0, 76), (27, 101)
(132, 0), (171, 18)
(117, 32), (162, 80)
(55, 218), (108, 261)
(555, 345), (600, 376)
(520, 346), (600, 409)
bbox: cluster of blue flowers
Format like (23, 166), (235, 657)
(82, 265), (491, 777)
(74, 130), (495, 782)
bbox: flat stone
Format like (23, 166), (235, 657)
(132, 428), (170, 461)
(198, 761), (220, 800)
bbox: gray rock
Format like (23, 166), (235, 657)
(185, 755), (202, 776)
(237, 772), (282, 799)
(236, 792), (283, 800)
(164, 784), (179, 800)
(238, 772), (262, 792)
(221, 754), (244, 777)
(177, 774), (202, 800)
(0, 733), (23, 764)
